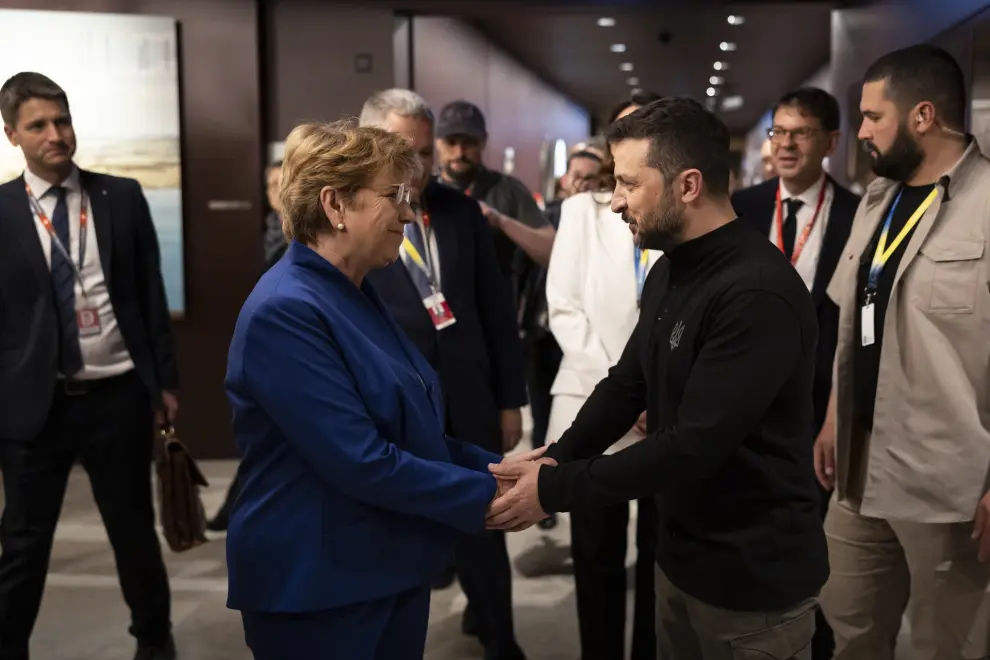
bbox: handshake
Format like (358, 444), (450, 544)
(485, 446), (557, 532)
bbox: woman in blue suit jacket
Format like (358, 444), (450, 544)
(225, 121), (546, 659)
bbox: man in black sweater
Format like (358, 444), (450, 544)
(488, 97), (828, 659)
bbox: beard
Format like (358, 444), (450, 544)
(625, 184), (685, 251)
(442, 159), (479, 187)
(866, 122), (925, 182)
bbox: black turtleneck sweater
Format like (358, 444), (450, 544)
(539, 217), (828, 612)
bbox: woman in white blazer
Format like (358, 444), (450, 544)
(545, 188), (661, 660)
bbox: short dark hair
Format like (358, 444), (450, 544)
(0, 72), (69, 127)
(607, 91), (664, 125)
(605, 97), (731, 197)
(863, 44), (966, 130)
(772, 87), (840, 132)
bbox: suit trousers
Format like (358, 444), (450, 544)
(655, 564), (817, 660)
(820, 495), (990, 660)
(0, 371), (171, 660)
(523, 333), (562, 450)
(455, 530), (525, 660)
(242, 586), (430, 660)
(571, 496), (658, 660)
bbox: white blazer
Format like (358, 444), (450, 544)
(545, 192), (661, 445)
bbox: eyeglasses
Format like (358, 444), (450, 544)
(767, 126), (819, 143)
(388, 183), (412, 206)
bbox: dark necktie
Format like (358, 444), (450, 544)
(782, 198), (804, 260)
(49, 186), (83, 376)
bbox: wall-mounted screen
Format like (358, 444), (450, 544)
(0, 9), (185, 314)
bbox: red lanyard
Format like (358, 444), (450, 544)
(775, 180), (827, 265)
(26, 181), (89, 286)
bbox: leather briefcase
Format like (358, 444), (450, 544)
(155, 424), (210, 552)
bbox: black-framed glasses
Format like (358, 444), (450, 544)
(767, 126), (820, 143)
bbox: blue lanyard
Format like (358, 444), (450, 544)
(634, 246), (649, 306)
(866, 186), (938, 293)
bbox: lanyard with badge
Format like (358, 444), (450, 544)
(860, 186), (939, 347)
(25, 181), (102, 337)
(774, 181), (827, 265)
(634, 246), (650, 308)
(401, 209), (457, 330)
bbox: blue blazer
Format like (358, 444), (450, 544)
(366, 180), (527, 453)
(225, 241), (500, 613)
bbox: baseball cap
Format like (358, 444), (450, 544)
(436, 100), (487, 140)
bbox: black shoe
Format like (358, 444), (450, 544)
(134, 636), (176, 660)
(461, 604), (478, 637)
(206, 514), (228, 532)
(431, 566), (455, 590)
(537, 513), (557, 530)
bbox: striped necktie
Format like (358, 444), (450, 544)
(49, 186), (83, 376)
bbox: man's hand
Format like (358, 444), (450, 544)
(813, 421), (836, 491)
(500, 409), (523, 453)
(973, 491), (990, 562)
(477, 200), (503, 229)
(502, 445), (550, 466)
(632, 411), (647, 437)
(486, 460), (549, 532)
(156, 391), (179, 427)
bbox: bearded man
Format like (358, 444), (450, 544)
(486, 96), (828, 660)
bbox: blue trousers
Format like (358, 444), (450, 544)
(242, 586), (431, 660)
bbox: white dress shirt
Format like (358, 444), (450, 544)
(25, 166), (134, 380)
(768, 173), (833, 291)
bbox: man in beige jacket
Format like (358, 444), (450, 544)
(814, 44), (990, 660)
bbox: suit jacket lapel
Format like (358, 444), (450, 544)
(1, 176), (49, 284)
(429, 209), (458, 293)
(80, 170), (113, 285)
(811, 178), (853, 303)
(752, 178), (778, 238)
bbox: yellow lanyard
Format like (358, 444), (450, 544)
(867, 186), (938, 290)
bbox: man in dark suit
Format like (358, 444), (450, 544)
(360, 90), (528, 660)
(731, 86), (860, 660)
(0, 73), (177, 660)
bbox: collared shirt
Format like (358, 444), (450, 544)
(25, 166), (134, 380)
(769, 173), (833, 291)
(827, 139), (990, 522)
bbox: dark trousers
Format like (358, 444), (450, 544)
(455, 530), (524, 660)
(213, 473), (242, 523)
(655, 564), (816, 660)
(812, 483), (834, 660)
(523, 334), (562, 450)
(242, 585), (430, 660)
(571, 496), (658, 660)
(0, 372), (171, 660)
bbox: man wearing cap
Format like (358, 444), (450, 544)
(435, 100), (555, 296)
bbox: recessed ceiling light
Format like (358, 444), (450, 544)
(720, 42), (737, 52)
(713, 61), (728, 71)
(597, 17), (616, 27)
(610, 43), (626, 53)
(727, 15), (745, 25)
(627, 77), (639, 86)
(710, 76), (724, 85)
(706, 87), (717, 97)
(630, 87), (643, 95)
(721, 95), (744, 110)
(620, 62), (634, 72)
